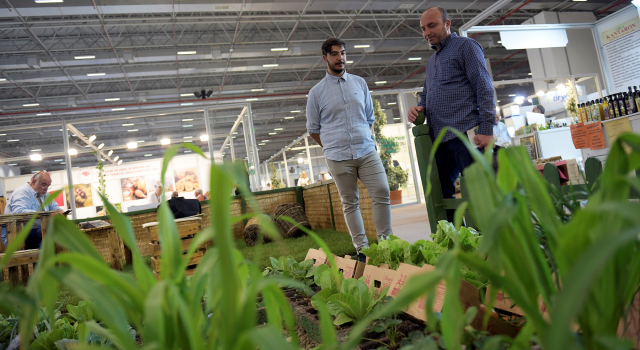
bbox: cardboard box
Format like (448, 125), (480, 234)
(327, 254), (365, 279)
(388, 263), (519, 337)
(305, 248), (327, 267)
(486, 285), (525, 316)
(362, 264), (398, 297)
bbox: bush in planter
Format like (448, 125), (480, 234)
(387, 164), (409, 192)
(373, 99), (408, 191)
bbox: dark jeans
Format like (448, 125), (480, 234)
(25, 227), (42, 250)
(433, 137), (475, 223)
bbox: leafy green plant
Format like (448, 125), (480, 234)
(268, 163), (285, 189)
(262, 256), (317, 287)
(325, 278), (388, 326)
(366, 318), (404, 349)
(310, 264), (343, 310)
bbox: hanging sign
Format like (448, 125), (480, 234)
(570, 123), (589, 149)
(586, 122), (607, 150)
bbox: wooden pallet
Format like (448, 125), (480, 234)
(0, 249), (39, 286)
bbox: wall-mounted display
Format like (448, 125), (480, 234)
(121, 177), (148, 201)
(174, 168), (200, 193)
(65, 184), (93, 208)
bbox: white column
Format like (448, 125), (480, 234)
(61, 120), (77, 219)
(203, 108), (215, 163)
(305, 136), (314, 184)
(283, 151), (291, 187)
(230, 137), (236, 161)
(278, 161), (284, 187)
(399, 91), (423, 204)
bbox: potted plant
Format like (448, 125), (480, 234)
(373, 99), (409, 204)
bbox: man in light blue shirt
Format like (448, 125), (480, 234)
(306, 38), (393, 261)
(1, 171), (63, 249)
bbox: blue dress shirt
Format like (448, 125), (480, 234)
(493, 121), (512, 146)
(306, 72), (376, 161)
(418, 32), (495, 142)
(1, 182), (59, 246)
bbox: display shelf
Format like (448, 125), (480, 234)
(601, 111), (640, 124)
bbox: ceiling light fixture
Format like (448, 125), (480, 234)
(246, 98), (258, 101)
(122, 123), (134, 126)
(35, 0), (64, 3)
(68, 149), (77, 155)
(30, 154), (42, 161)
(105, 98), (120, 101)
(180, 93), (192, 97)
(113, 156), (119, 161)
(285, 116), (294, 119)
(388, 102), (397, 105)
(269, 132), (277, 135)
(263, 64), (278, 68)
(184, 136), (193, 139)
(127, 129), (138, 132)
(54, 159), (63, 162)
(291, 110), (301, 113)
(144, 154), (152, 157)
(251, 88), (265, 92)
(408, 57), (422, 61)
(258, 143), (265, 146)
(375, 81), (387, 84)
(127, 142), (137, 149)
(536, 91), (545, 97)
(262, 140), (270, 142)
(200, 135), (208, 141)
(346, 61), (354, 64)
(108, 150), (113, 156)
(0, 79), (5, 81)
(31, 149), (41, 152)
(88, 135), (97, 142)
(182, 118), (194, 122)
(271, 47), (289, 51)
(161, 138), (171, 145)
(181, 103), (193, 106)
(508, 94), (516, 97)
(87, 73), (105, 76)
(112, 108), (125, 111)
(274, 128), (283, 131)
(97, 143), (104, 149)
(23, 103), (39, 107)
(37, 112), (51, 116)
(183, 125), (193, 128)
(178, 51), (197, 55)
(74, 55), (95, 59)
(118, 160), (123, 165)
(354, 45), (370, 48)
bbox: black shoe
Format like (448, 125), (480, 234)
(357, 252), (366, 263)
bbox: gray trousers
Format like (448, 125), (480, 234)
(325, 150), (393, 251)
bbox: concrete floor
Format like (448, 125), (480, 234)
(390, 203), (433, 243)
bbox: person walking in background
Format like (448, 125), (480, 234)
(298, 171), (310, 186)
(307, 37), (393, 261)
(407, 7), (494, 223)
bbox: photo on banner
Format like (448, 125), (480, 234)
(65, 184), (93, 208)
(120, 177), (148, 201)
(146, 174), (174, 193)
(174, 167), (200, 193)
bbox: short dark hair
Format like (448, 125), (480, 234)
(321, 38), (346, 56)
(536, 105), (545, 114)
(425, 7), (450, 24)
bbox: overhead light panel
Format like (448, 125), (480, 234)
(127, 142), (138, 149)
(181, 103), (193, 106)
(161, 138), (171, 145)
(291, 110), (301, 113)
(285, 116), (294, 119)
(88, 135), (97, 142)
(408, 57), (422, 61)
(200, 135), (209, 141)
(182, 118), (193, 121)
(144, 154), (153, 157)
(54, 159), (63, 162)
(258, 143), (265, 146)
(274, 128), (283, 131)
(184, 136), (193, 139)
(68, 149), (77, 155)
(97, 143), (104, 149)
(105, 98), (120, 101)
(127, 129), (138, 132)
(178, 51), (197, 55)
(0, 79), (5, 81)
(388, 102), (397, 105)
(271, 47), (289, 51)
(107, 150), (113, 156)
(251, 88), (264, 92)
(354, 45), (370, 48)
(35, 0), (64, 3)
(122, 123), (134, 126)
(118, 160), (123, 165)
(30, 154), (42, 161)
(23, 103), (40, 107)
(112, 108), (125, 111)
(536, 91), (545, 97)
(346, 61), (353, 64)
(7, 139), (19, 142)
(87, 73), (105, 76)
(263, 64), (278, 67)
(508, 94), (516, 97)
(75, 55), (95, 59)
(246, 98), (258, 101)
(180, 93), (192, 96)
(37, 112), (51, 116)
(113, 156), (119, 161)
(183, 125), (193, 128)
(31, 149), (41, 151)
(269, 132), (277, 135)
(375, 81), (387, 84)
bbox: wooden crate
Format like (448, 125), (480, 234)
(75, 225), (125, 271)
(145, 216), (207, 278)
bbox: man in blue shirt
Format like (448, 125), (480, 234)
(407, 7), (495, 223)
(307, 38), (393, 261)
(2, 171), (64, 249)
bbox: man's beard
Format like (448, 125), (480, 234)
(328, 61), (345, 74)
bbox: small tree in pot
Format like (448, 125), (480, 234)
(373, 99), (409, 204)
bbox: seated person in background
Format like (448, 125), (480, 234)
(171, 191), (179, 198)
(493, 109), (512, 147)
(149, 186), (163, 203)
(532, 105), (545, 116)
(194, 188), (207, 201)
(2, 171), (65, 249)
(298, 171), (310, 186)
(168, 191), (201, 218)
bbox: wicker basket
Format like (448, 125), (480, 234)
(244, 214), (273, 246)
(274, 203), (311, 238)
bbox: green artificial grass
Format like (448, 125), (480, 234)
(4, 229), (363, 312)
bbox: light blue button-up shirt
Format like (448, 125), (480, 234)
(1, 182), (59, 247)
(306, 72), (376, 161)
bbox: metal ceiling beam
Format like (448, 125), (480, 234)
(459, 0), (513, 36)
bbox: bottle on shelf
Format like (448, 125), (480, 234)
(578, 103), (586, 123)
(607, 96), (617, 119)
(624, 90), (635, 114)
(611, 95), (621, 118)
(628, 87), (638, 113)
(585, 101), (593, 122)
(618, 93), (628, 116)
(592, 100), (601, 121)
(600, 98), (609, 120)
(635, 86), (640, 112)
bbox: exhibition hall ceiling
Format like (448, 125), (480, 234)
(0, 0), (628, 173)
